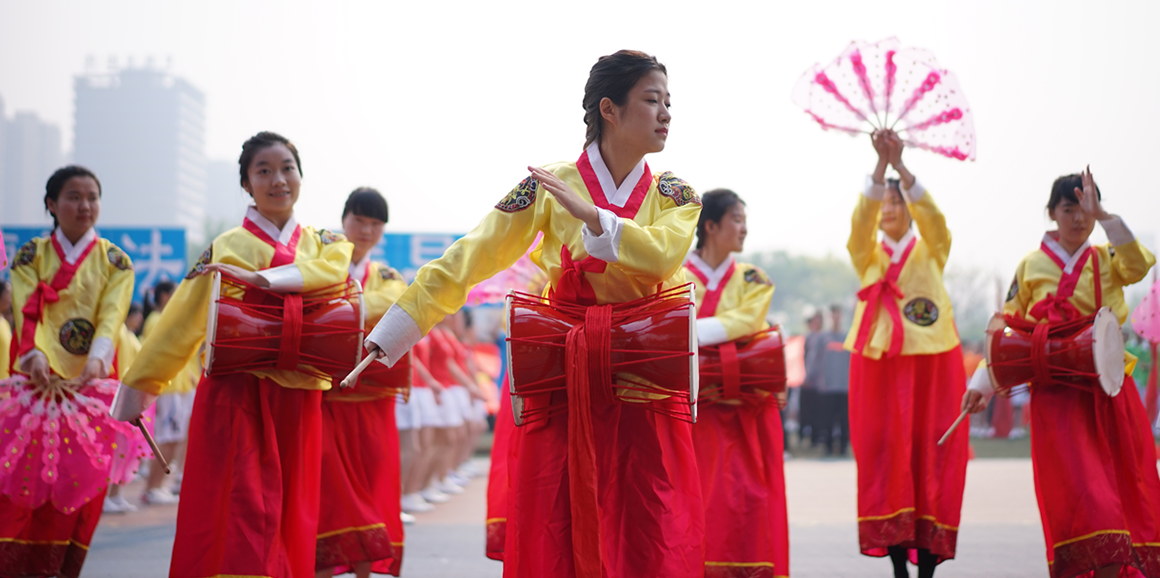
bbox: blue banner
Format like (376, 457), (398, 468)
(373, 232), (463, 281)
(1, 226), (187, 303)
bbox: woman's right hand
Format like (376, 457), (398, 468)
(25, 354), (50, 387)
(871, 130), (890, 183)
(961, 389), (988, 414)
(527, 166), (603, 234)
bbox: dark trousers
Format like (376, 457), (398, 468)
(818, 392), (849, 455)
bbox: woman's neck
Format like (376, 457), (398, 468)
(351, 247), (370, 265)
(598, 139), (644, 189)
(59, 225), (89, 246)
(1055, 236), (1086, 257)
(697, 244), (732, 271)
(259, 209), (292, 231)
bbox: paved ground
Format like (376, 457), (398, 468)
(83, 456), (1051, 577)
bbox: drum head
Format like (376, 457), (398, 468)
(1092, 307), (1126, 397)
(983, 312), (1007, 393)
(505, 292), (517, 396)
(687, 284), (699, 410)
(204, 272), (222, 375)
(354, 279), (366, 369)
(511, 393), (525, 426)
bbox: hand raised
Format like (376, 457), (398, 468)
(527, 166), (602, 235)
(884, 130), (905, 168)
(1074, 165), (1110, 220)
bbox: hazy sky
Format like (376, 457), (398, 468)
(2, 0), (1158, 280)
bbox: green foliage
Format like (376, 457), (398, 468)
(741, 250), (860, 334)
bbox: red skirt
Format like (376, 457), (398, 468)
(848, 346), (968, 563)
(694, 401), (790, 578)
(0, 490), (105, 578)
(316, 395), (404, 576)
(170, 373), (323, 578)
(1030, 375), (1160, 578)
(486, 384), (515, 561)
(503, 400), (704, 578)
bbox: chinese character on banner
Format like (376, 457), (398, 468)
(0, 226), (186, 303)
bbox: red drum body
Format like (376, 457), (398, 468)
(985, 307), (1124, 397)
(505, 285), (698, 426)
(698, 327), (787, 404)
(205, 273), (366, 381)
(329, 352), (413, 401)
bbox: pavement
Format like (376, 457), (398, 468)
(83, 456), (1052, 577)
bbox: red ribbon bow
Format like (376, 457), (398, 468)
(553, 245), (607, 307)
(852, 238), (914, 358)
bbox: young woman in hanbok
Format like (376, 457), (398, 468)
(112, 131), (354, 578)
(0, 165), (144, 577)
(399, 335), (445, 516)
(845, 130), (968, 578)
(365, 50), (704, 578)
(963, 168), (1160, 578)
(684, 189), (789, 578)
(315, 188), (408, 578)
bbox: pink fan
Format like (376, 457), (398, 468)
(792, 37), (977, 161)
(1131, 278), (1160, 422)
(465, 232), (546, 306)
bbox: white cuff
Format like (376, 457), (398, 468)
(88, 336), (115, 375)
(697, 317), (729, 347)
(863, 176), (887, 201)
(111, 384), (159, 421)
(581, 207), (622, 264)
(900, 177), (926, 202)
(1098, 215), (1135, 247)
(365, 305), (424, 368)
(967, 365), (995, 399)
(258, 264), (305, 292)
(18, 349), (46, 372)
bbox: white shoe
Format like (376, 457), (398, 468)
(112, 494), (138, 512)
(103, 495), (129, 514)
(457, 462), (482, 478)
(400, 512), (417, 525)
(420, 487), (451, 503)
(437, 479), (464, 495)
(448, 472), (471, 487)
(141, 487), (180, 505)
(401, 493), (435, 513)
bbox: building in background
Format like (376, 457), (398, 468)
(203, 158), (249, 241)
(73, 66), (207, 245)
(0, 95), (65, 225)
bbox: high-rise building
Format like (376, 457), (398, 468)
(73, 67), (207, 244)
(0, 96), (64, 225)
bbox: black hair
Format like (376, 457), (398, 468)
(695, 189), (745, 249)
(142, 280), (178, 320)
(128, 302), (143, 317)
(342, 187), (389, 223)
(44, 165), (102, 227)
(238, 131), (302, 188)
(1048, 173), (1101, 212)
(583, 50), (667, 148)
(0, 280), (10, 299)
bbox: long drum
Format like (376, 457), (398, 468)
(505, 285), (698, 426)
(698, 327), (787, 404)
(985, 307), (1124, 397)
(205, 272), (366, 382)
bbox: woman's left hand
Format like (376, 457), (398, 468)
(527, 166), (603, 235)
(74, 358), (108, 386)
(1075, 165), (1110, 220)
(775, 389), (788, 411)
(200, 263), (270, 288)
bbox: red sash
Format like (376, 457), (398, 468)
(17, 235), (98, 360)
(853, 237), (915, 358)
(1029, 241), (1102, 323)
(684, 259), (735, 319)
(575, 150), (651, 219)
(242, 217), (301, 268)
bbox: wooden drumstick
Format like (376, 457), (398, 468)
(341, 346), (381, 389)
(938, 409), (970, 446)
(132, 418), (171, 475)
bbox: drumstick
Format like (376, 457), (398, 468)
(132, 418), (171, 475)
(937, 409), (970, 446)
(341, 346), (381, 389)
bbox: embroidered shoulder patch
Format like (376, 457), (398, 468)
(743, 268), (773, 286)
(904, 297), (939, 327)
(106, 245), (133, 271)
(319, 230), (347, 245)
(379, 266), (405, 282)
(59, 318), (95, 355)
(186, 245), (213, 279)
(1005, 277), (1018, 302)
(657, 172), (700, 206)
(13, 241), (36, 267)
(495, 176), (538, 213)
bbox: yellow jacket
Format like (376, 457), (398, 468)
(356, 259), (407, 328)
(844, 178), (959, 359)
(10, 230), (135, 379)
(124, 212), (353, 396)
(685, 254), (774, 346)
(0, 317), (11, 379)
(366, 143), (701, 366)
(141, 311), (200, 394)
(117, 325), (142, 375)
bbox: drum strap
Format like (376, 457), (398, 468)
(18, 236), (98, 360)
(720, 341), (742, 400)
(853, 238), (915, 357)
(276, 294), (304, 371)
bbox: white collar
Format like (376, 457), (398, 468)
(585, 141), (646, 208)
(53, 227), (98, 265)
(1042, 232), (1092, 275)
(882, 228), (916, 264)
(687, 252), (735, 291)
(349, 253), (371, 279)
(245, 205), (298, 246)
